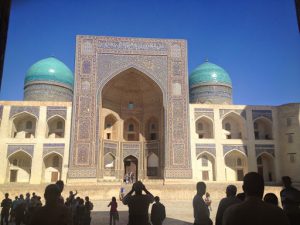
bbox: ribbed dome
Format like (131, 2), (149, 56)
(25, 57), (74, 88)
(189, 61), (232, 88)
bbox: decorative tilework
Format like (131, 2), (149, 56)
(76, 143), (90, 164)
(70, 36), (191, 179)
(43, 143), (65, 157)
(219, 109), (247, 120)
(68, 168), (97, 178)
(195, 144), (216, 157)
(103, 141), (118, 156)
(223, 145), (248, 156)
(173, 144), (185, 165)
(7, 145), (34, 158)
(122, 142), (140, 159)
(82, 60), (91, 74)
(255, 144), (275, 157)
(9, 106), (40, 119)
(194, 108), (214, 120)
(47, 106), (67, 120)
(252, 110), (272, 121)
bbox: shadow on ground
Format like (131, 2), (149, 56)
(91, 211), (193, 225)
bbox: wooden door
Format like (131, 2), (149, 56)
(10, 170), (17, 182)
(51, 172), (59, 182)
(237, 169), (244, 181)
(202, 171), (209, 181)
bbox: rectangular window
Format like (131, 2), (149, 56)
(107, 133), (111, 139)
(254, 131), (259, 139)
(198, 134), (204, 139)
(150, 133), (156, 140)
(25, 133), (31, 138)
(287, 133), (294, 143)
(288, 153), (296, 163)
(286, 118), (292, 127)
(226, 134), (231, 139)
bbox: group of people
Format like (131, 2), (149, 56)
(1, 173), (300, 225)
(0, 180), (93, 225)
(0, 192), (43, 225)
(124, 172), (135, 184)
(194, 173), (300, 225)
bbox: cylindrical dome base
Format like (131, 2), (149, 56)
(24, 83), (73, 102)
(190, 84), (232, 104)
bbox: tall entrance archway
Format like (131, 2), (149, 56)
(257, 153), (275, 182)
(124, 155), (138, 183)
(101, 68), (164, 180)
(225, 150), (248, 181)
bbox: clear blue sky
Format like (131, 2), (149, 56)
(1, 0), (300, 105)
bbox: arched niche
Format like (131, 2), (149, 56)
(11, 113), (37, 138)
(124, 155), (138, 182)
(8, 151), (32, 183)
(196, 152), (216, 181)
(43, 153), (63, 183)
(47, 116), (65, 138)
(257, 153), (275, 182)
(195, 116), (214, 139)
(147, 153), (159, 177)
(145, 117), (159, 141)
(222, 113), (245, 139)
(104, 153), (116, 177)
(123, 118), (140, 141)
(224, 150), (248, 181)
(253, 117), (273, 140)
(103, 114), (118, 140)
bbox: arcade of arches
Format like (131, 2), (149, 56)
(100, 68), (164, 180)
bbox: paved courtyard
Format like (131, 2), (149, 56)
(91, 200), (209, 225)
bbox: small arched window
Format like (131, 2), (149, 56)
(26, 121), (33, 129)
(197, 123), (203, 130)
(128, 124), (134, 132)
(12, 159), (18, 166)
(52, 156), (59, 167)
(57, 121), (63, 129)
(225, 123), (231, 131)
(257, 156), (262, 165)
(202, 155), (208, 167)
(237, 158), (242, 166)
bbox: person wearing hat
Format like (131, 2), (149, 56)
(122, 181), (154, 225)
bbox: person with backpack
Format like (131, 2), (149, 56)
(151, 196), (166, 225)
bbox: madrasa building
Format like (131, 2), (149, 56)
(0, 36), (299, 185)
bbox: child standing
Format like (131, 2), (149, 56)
(204, 192), (212, 212)
(107, 197), (118, 225)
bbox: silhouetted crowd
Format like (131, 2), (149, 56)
(1, 173), (300, 225)
(0, 181), (93, 225)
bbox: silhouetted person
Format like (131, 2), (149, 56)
(223, 172), (290, 225)
(76, 198), (85, 225)
(280, 176), (300, 225)
(215, 185), (241, 225)
(56, 180), (65, 205)
(122, 181), (154, 225)
(151, 196), (166, 225)
(83, 196), (93, 225)
(108, 197), (118, 225)
(264, 193), (278, 206)
(10, 196), (18, 222)
(193, 182), (213, 225)
(1, 193), (12, 225)
(15, 194), (25, 225)
(30, 184), (71, 225)
(236, 192), (245, 201)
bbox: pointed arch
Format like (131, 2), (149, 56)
(195, 151), (216, 181)
(43, 152), (63, 183)
(253, 116), (273, 140)
(104, 114), (118, 140)
(257, 152), (275, 182)
(195, 115), (214, 139)
(11, 112), (37, 138)
(47, 115), (65, 138)
(222, 112), (245, 139)
(7, 150), (32, 183)
(224, 149), (248, 181)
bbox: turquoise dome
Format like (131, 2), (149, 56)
(25, 57), (74, 88)
(189, 61), (232, 87)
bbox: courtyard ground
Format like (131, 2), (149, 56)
(0, 182), (285, 225)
